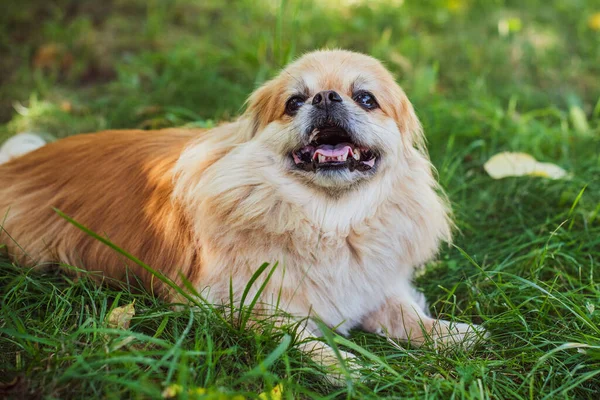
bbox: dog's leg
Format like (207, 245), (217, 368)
(216, 297), (358, 386)
(289, 319), (358, 386)
(361, 292), (486, 349)
(248, 309), (358, 386)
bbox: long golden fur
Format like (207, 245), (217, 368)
(0, 50), (484, 379)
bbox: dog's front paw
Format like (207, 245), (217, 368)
(301, 341), (360, 386)
(431, 320), (489, 349)
(321, 348), (361, 386)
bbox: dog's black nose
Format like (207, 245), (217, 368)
(312, 90), (343, 109)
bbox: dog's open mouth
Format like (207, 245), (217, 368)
(292, 125), (377, 172)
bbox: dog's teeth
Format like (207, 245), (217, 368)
(309, 129), (320, 142)
(353, 149), (361, 160)
(318, 154), (326, 163)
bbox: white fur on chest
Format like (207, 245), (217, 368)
(197, 188), (418, 334)
(173, 139), (450, 333)
(288, 238), (409, 334)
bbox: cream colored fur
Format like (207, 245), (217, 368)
(0, 50), (486, 383)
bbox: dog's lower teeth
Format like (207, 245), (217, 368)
(295, 144), (374, 170)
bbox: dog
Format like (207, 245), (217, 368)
(0, 50), (485, 380)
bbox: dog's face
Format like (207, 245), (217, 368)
(245, 50), (423, 191)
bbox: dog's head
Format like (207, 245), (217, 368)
(244, 50), (425, 191)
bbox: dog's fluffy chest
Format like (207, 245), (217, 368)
(277, 210), (416, 333)
(200, 201), (415, 333)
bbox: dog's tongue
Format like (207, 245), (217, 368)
(313, 143), (352, 159)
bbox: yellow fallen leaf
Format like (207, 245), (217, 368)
(162, 384), (183, 398)
(258, 383), (283, 400)
(483, 152), (567, 180)
(106, 302), (135, 330)
(588, 12), (600, 31)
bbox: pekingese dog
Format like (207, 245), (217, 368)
(0, 50), (485, 380)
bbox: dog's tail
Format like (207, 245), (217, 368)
(0, 133), (47, 165)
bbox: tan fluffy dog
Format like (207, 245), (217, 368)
(0, 50), (484, 377)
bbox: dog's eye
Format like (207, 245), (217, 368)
(353, 91), (379, 110)
(285, 96), (306, 116)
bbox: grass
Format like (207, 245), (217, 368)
(1, 0), (600, 398)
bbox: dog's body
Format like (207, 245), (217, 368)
(0, 50), (484, 376)
(0, 129), (198, 294)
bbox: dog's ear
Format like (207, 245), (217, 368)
(387, 86), (427, 155)
(361, 62), (427, 156)
(243, 78), (285, 137)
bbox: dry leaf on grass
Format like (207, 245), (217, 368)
(258, 384), (283, 400)
(106, 302), (135, 330)
(161, 384), (183, 398)
(0, 133), (47, 163)
(484, 152), (567, 180)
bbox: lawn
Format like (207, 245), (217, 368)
(1, 0), (600, 398)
